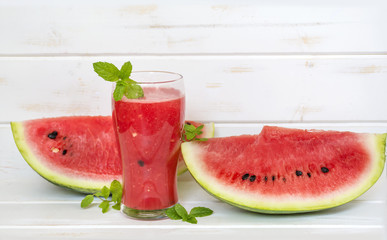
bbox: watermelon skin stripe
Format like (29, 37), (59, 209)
(11, 121), (112, 193)
(182, 127), (386, 214)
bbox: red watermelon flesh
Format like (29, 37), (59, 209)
(182, 126), (386, 213)
(11, 116), (214, 193)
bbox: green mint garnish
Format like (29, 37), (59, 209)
(189, 206), (214, 217)
(81, 180), (213, 222)
(119, 61), (133, 79)
(182, 123), (208, 142)
(165, 203), (213, 224)
(99, 201), (110, 213)
(80, 195), (94, 208)
(93, 61), (144, 101)
(80, 180), (122, 213)
(164, 206), (182, 220)
(174, 203), (189, 220)
(93, 62), (121, 82)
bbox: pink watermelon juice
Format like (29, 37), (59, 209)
(113, 85), (185, 216)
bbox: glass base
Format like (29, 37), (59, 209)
(121, 204), (173, 220)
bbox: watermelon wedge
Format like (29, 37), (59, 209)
(11, 116), (214, 194)
(182, 126), (386, 214)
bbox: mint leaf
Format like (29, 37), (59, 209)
(182, 124), (208, 142)
(111, 193), (122, 204)
(112, 202), (121, 211)
(185, 215), (198, 224)
(189, 207), (213, 217)
(110, 180), (122, 193)
(165, 207), (183, 220)
(120, 61), (133, 80)
(124, 83), (144, 99)
(174, 203), (189, 220)
(185, 132), (196, 141)
(184, 124), (196, 132)
(101, 186), (110, 199)
(99, 200), (110, 213)
(81, 195), (94, 208)
(110, 180), (122, 203)
(93, 62), (120, 82)
(113, 82), (126, 101)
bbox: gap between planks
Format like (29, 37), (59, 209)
(0, 225), (383, 230)
(0, 200), (384, 204)
(0, 53), (386, 58)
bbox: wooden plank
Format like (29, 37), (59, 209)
(0, 200), (384, 228)
(0, 0), (386, 55)
(0, 55), (387, 122)
(0, 227), (384, 240)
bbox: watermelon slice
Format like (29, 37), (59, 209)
(11, 116), (214, 194)
(182, 126), (386, 214)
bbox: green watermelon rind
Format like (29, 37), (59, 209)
(182, 132), (386, 214)
(11, 121), (112, 194)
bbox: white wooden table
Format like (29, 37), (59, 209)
(0, 0), (386, 239)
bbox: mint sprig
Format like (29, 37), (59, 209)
(81, 180), (122, 213)
(182, 123), (208, 142)
(81, 180), (213, 223)
(93, 61), (144, 101)
(165, 203), (213, 224)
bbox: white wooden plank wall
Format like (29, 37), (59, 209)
(0, 0), (386, 54)
(0, 0), (386, 123)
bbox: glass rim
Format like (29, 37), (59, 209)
(130, 71), (183, 84)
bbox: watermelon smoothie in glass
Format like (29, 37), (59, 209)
(112, 71), (185, 220)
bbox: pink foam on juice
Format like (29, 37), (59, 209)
(113, 87), (185, 210)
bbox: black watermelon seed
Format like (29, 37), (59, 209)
(264, 176), (268, 182)
(137, 160), (145, 167)
(249, 175), (256, 182)
(63, 136), (67, 140)
(62, 149), (67, 155)
(186, 122), (192, 125)
(321, 167), (329, 173)
(272, 176), (275, 181)
(282, 177), (286, 182)
(242, 173), (250, 180)
(295, 170), (303, 176)
(48, 131), (58, 139)
(307, 172), (311, 178)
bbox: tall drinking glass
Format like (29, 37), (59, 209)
(112, 71), (185, 220)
